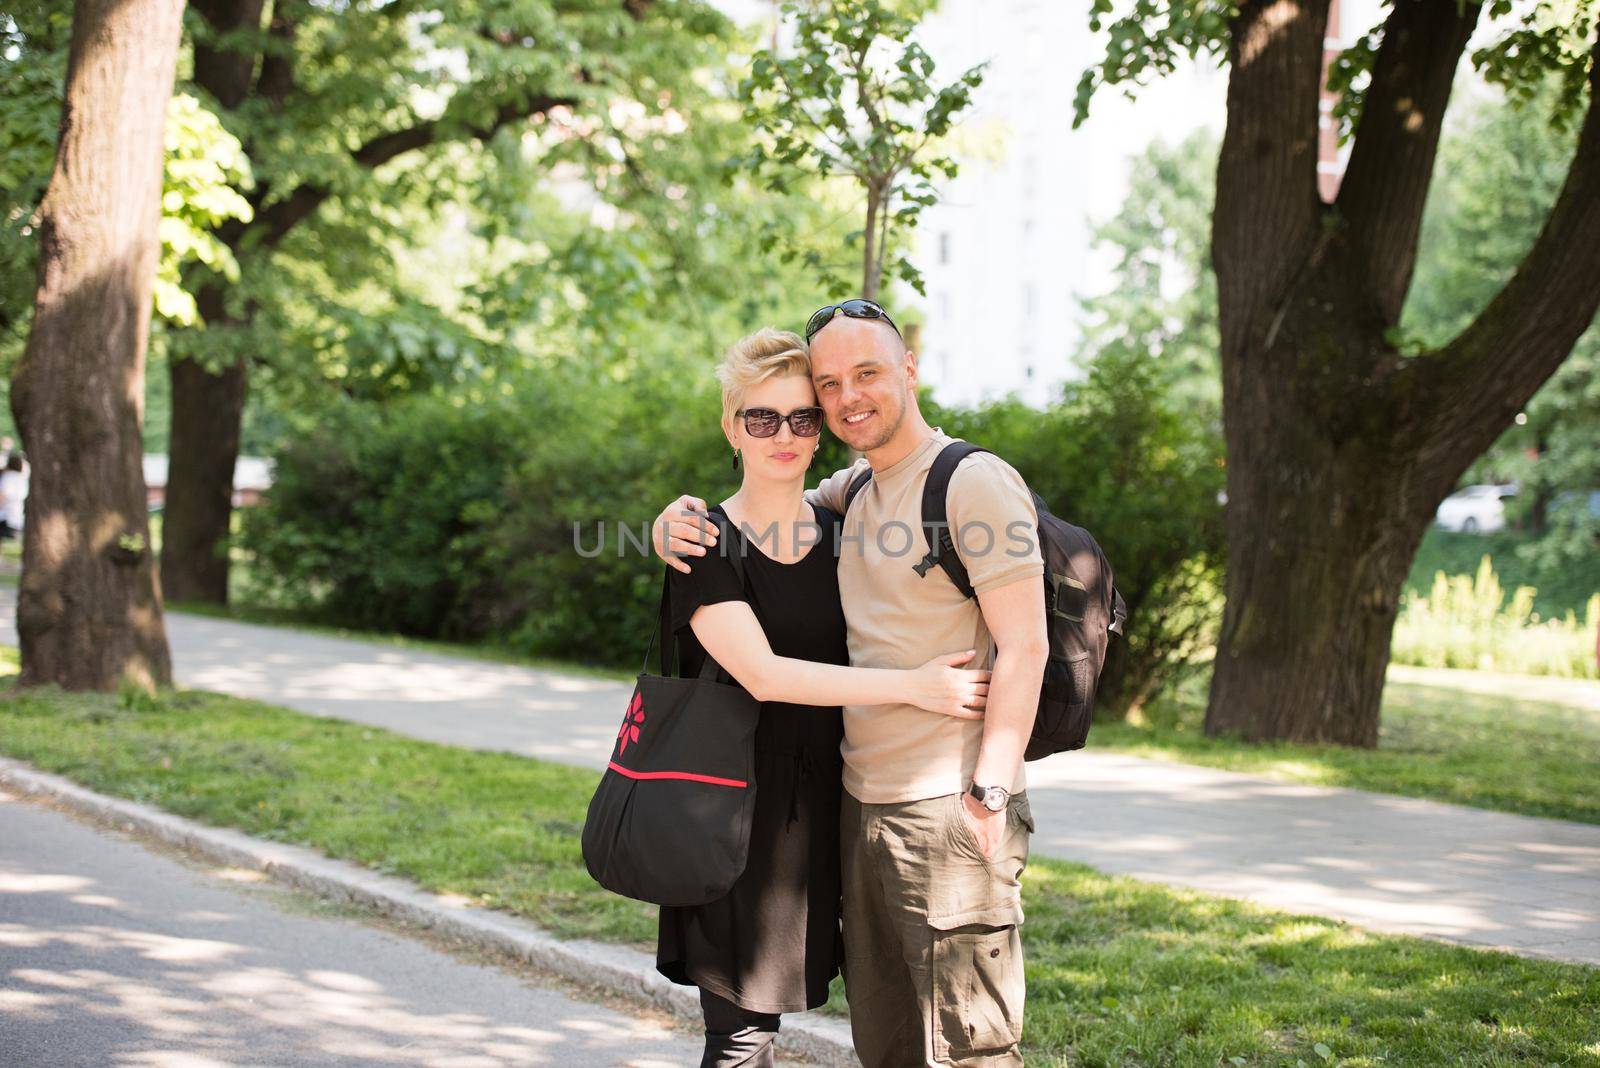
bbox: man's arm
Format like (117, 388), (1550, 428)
(651, 495), (718, 574)
(960, 575), (1047, 858)
(945, 455), (1048, 857)
(971, 575), (1048, 795)
(651, 461), (865, 573)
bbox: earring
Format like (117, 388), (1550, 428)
(731, 448), (741, 470)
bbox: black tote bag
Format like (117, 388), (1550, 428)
(581, 531), (761, 907)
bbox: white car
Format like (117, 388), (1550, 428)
(1435, 484), (1516, 534)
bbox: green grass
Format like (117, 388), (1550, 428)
(1, 650), (1596, 1066)
(0, 534), (19, 583)
(1093, 670), (1600, 825)
(1406, 528), (1600, 620)
(1392, 558), (1597, 679)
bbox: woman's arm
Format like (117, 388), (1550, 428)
(687, 600), (987, 718)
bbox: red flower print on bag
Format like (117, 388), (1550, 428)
(616, 691), (645, 754)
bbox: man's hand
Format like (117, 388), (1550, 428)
(960, 792), (1007, 860)
(652, 494), (719, 574)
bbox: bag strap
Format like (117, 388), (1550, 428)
(915, 441), (988, 600)
(844, 465), (873, 512)
(640, 509), (746, 680)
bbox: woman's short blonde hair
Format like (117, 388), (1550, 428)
(716, 328), (811, 429)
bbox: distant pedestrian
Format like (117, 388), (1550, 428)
(0, 452), (28, 541)
(0, 435), (13, 467)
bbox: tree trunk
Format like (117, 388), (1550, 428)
(861, 185), (881, 302)
(1203, 285), (1437, 745)
(1200, 1), (1600, 746)
(154, 3), (580, 604)
(9, 0), (184, 690)
(1202, 145), (1449, 743)
(157, 0), (265, 607)
(1528, 430), (1551, 535)
(160, 282), (247, 605)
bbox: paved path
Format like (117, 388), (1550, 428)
(0, 787), (717, 1067)
(2, 589), (1596, 967)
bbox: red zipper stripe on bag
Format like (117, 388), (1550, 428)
(606, 762), (748, 789)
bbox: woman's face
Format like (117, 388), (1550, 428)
(728, 373), (823, 481)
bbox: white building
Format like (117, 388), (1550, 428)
(910, 1), (1228, 405)
(911, 0), (1389, 406)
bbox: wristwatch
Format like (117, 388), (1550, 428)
(968, 780), (1010, 813)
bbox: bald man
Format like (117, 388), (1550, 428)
(652, 300), (1047, 1067)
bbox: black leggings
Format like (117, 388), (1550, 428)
(699, 987), (780, 1068)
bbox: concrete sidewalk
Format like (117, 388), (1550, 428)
(0, 777), (725, 1067)
(0, 760), (854, 1066)
(2, 587), (1596, 966)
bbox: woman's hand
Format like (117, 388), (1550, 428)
(906, 650), (990, 719)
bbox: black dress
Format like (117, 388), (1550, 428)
(656, 503), (848, 1015)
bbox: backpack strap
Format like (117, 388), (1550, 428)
(843, 464), (873, 512)
(810, 502), (845, 561)
(915, 441), (989, 601)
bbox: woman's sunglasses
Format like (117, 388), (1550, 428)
(735, 406), (825, 438)
(804, 299), (901, 343)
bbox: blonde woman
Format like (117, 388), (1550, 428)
(654, 328), (988, 1067)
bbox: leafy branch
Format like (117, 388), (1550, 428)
(735, 0), (984, 300)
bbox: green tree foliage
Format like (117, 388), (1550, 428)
(151, 0), (735, 384)
(1404, 81), (1600, 569)
(237, 360), (856, 664)
(1077, 0), (1597, 131)
(1074, 78), (1598, 715)
(154, 94), (255, 326)
(0, 5), (66, 352)
(736, 0), (984, 299)
(1071, 0), (1599, 746)
(1076, 128), (1221, 417)
(1, 8), (252, 365)
(930, 350), (1226, 716)
(238, 345), (1220, 689)
(1086, 88), (1598, 571)
(1062, 129), (1229, 714)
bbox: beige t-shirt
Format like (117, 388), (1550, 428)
(808, 430), (1043, 804)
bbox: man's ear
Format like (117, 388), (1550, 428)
(903, 349), (919, 390)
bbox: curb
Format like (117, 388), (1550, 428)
(0, 757), (860, 1067)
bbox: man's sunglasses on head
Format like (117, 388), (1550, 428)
(735, 406), (825, 438)
(804, 299), (901, 343)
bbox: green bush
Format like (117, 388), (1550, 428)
(240, 350), (1222, 691)
(1392, 556), (1599, 679)
(238, 360), (856, 667)
(1406, 528), (1600, 620)
(236, 390), (528, 639)
(930, 348), (1227, 716)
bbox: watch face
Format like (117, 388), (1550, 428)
(982, 789), (1007, 812)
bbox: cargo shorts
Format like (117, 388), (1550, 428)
(840, 789), (1034, 1067)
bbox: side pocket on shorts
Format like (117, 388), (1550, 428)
(930, 921), (1025, 1058)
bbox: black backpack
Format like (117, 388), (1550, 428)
(845, 440), (1126, 759)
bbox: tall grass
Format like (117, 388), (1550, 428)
(1392, 556), (1599, 679)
